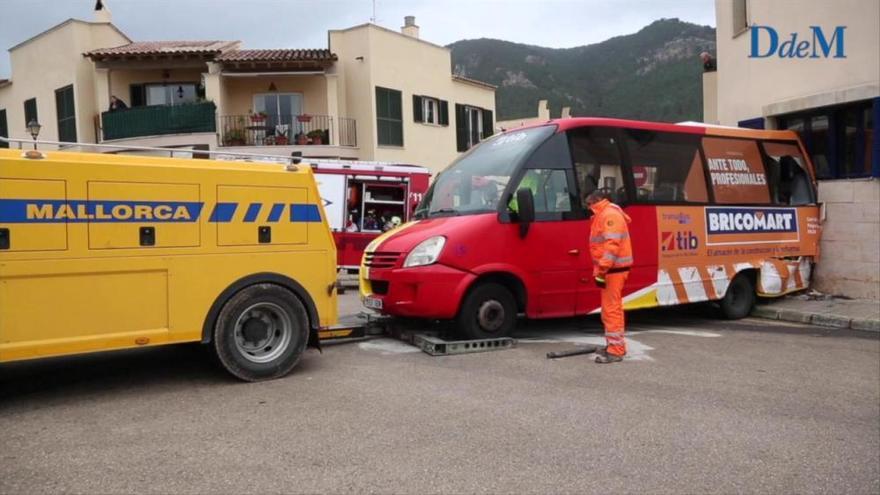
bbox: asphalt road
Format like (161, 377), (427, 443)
(2, 295), (878, 494)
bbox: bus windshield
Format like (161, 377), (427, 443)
(415, 126), (555, 218)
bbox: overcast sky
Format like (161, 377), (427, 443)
(0, 0), (715, 78)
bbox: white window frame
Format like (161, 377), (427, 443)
(423, 97), (440, 125)
(252, 92), (303, 119)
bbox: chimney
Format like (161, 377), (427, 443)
(94, 0), (112, 23)
(401, 16), (419, 39)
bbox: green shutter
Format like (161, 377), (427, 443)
(439, 100), (449, 126)
(376, 87), (403, 146)
(55, 85), (77, 143)
(413, 95), (423, 122)
(481, 109), (494, 140)
(24, 98), (37, 124)
(0, 109), (8, 148)
(455, 104), (467, 152)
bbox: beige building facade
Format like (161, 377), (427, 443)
(495, 99), (571, 132)
(705, 0), (879, 299)
(0, 8), (495, 174)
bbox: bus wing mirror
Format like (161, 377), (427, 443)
(516, 188), (535, 239)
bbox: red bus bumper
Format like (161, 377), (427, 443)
(363, 264), (476, 319)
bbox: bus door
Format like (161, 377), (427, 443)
(568, 127), (638, 314)
(509, 166), (584, 318)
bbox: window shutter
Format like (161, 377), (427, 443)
(24, 98), (37, 124)
(481, 109), (494, 140)
(455, 104), (467, 152)
(0, 109), (8, 148)
(130, 84), (145, 107)
(413, 95), (423, 122)
(439, 100), (449, 126)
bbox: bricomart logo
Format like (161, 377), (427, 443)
(705, 207), (799, 246)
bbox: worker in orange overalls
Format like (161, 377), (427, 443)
(585, 190), (633, 364)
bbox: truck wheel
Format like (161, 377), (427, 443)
(456, 283), (517, 340)
(719, 273), (755, 320)
(213, 283), (309, 381)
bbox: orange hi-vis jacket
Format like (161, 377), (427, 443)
(589, 199), (633, 277)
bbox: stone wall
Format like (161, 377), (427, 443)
(813, 178), (880, 300)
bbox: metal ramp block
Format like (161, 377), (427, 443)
(413, 334), (517, 356)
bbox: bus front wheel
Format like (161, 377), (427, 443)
(213, 283), (310, 381)
(719, 273), (756, 320)
(456, 283), (517, 340)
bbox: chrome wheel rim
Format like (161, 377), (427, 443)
(233, 302), (292, 363)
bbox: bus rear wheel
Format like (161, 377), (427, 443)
(719, 273), (756, 320)
(456, 283), (517, 340)
(213, 283), (309, 381)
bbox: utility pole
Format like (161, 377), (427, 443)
(370, 0), (376, 23)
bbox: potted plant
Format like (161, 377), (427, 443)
(297, 114), (312, 123)
(250, 111), (267, 123)
(295, 132), (308, 145)
(275, 134), (289, 145)
(307, 129), (324, 145)
(224, 128), (246, 146)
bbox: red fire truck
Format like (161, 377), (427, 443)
(312, 161), (431, 271)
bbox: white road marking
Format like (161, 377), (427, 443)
(632, 329), (721, 338)
(357, 339), (422, 354)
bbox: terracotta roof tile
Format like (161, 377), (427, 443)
(86, 40), (238, 58)
(216, 49), (337, 62)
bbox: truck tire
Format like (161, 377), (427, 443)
(213, 283), (309, 381)
(719, 273), (755, 320)
(456, 283), (517, 340)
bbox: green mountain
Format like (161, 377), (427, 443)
(449, 18), (716, 122)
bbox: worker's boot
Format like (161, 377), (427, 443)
(595, 353), (624, 364)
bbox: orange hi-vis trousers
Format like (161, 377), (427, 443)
(601, 271), (628, 356)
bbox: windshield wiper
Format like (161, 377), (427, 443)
(428, 208), (459, 216)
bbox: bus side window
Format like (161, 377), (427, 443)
(622, 130), (708, 203)
(569, 127), (625, 204)
(702, 137), (770, 204)
(761, 142), (815, 205)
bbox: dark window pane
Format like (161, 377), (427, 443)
(569, 127), (625, 204)
(866, 106), (874, 174)
(0, 109), (8, 148)
(623, 130), (708, 204)
(808, 115), (830, 178)
(24, 98), (38, 124)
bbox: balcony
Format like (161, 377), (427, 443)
(101, 101), (217, 141)
(219, 114), (357, 148)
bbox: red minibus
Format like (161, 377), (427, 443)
(359, 118), (822, 339)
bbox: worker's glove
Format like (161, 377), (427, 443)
(594, 276), (606, 289)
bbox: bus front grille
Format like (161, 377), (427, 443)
(364, 252), (401, 269)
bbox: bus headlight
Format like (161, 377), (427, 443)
(403, 236), (446, 268)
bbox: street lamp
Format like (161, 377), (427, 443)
(27, 119), (41, 150)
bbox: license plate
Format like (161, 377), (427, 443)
(364, 297), (383, 310)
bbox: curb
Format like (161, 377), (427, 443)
(751, 305), (880, 332)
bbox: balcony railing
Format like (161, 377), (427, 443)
(101, 101), (216, 141)
(219, 114), (357, 147)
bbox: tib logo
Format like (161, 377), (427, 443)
(662, 231), (699, 252)
(749, 25), (846, 59)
